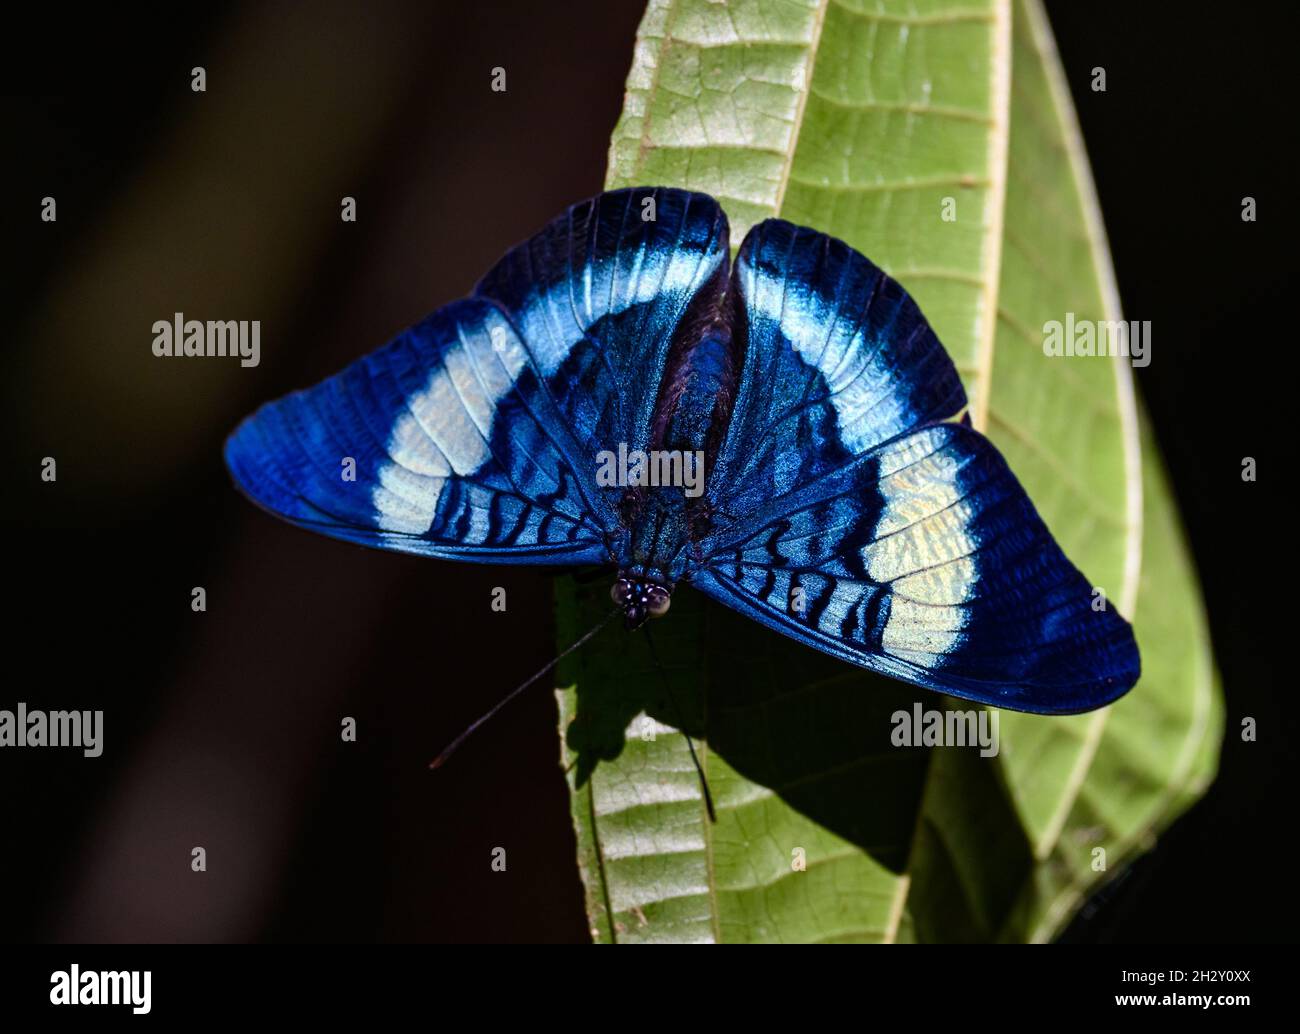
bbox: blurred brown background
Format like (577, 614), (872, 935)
(1, 1), (1288, 942)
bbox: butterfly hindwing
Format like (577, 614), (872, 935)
(225, 187), (729, 563)
(692, 219), (1139, 713)
(695, 422), (1139, 712)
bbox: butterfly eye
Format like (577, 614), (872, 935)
(610, 578), (632, 606)
(646, 588), (671, 618)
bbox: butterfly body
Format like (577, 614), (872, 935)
(618, 321), (737, 584)
(226, 187), (1140, 714)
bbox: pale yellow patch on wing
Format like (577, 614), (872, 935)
(863, 437), (978, 666)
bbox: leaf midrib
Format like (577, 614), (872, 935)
(1010, 0), (1143, 871)
(883, 0), (1013, 943)
(771, 0), (829, 217)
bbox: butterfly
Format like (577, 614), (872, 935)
(225, 187), (1139, 716)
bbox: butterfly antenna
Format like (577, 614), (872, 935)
(429, 608), (619, 770)
(643, 625), (717, 823)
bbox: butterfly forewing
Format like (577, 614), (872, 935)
(225, 187), (728, 565)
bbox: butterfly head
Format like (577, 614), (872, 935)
(611, 574), (672, 630)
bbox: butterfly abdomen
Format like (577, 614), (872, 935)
(653, 331), (735, 462)
(617, 319), (747, 580)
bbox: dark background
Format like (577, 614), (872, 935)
(0, 1), (1288, 943)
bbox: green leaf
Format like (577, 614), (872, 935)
(556, 0), (1221, 943)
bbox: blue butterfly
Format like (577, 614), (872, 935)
(225, 187), (1139, 716)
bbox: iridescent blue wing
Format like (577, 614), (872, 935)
(692, 219), (1139, 713)
(225, 187), (729, 563)
(706, 218), (968, 501)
